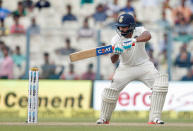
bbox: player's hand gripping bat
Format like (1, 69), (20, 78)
(69, 43), (135, 62)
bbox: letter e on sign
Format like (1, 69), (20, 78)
(118, 92), (130, 106)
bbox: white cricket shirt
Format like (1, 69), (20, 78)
(111, 26), (150, 66)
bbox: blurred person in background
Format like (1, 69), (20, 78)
(55, 38), (77, 55)
(62, 4), (77, 23)
(119, 0), (135, 14)
(172, 0), (192, 24)
(174, 44), (192, 68)
(0, 0), (11, 23)
(159, 33), (168, 54)
(12, 46), (25, 68)
(22, 0), (34, 12)
(49, 65), (65, 79)
(175, 10), (186, 25)
(12, 46), (25, 79)
(156, 11), (170, 30)
(10, 15), (25, 34)
(77, 17), (95, 39)
(181, 68), (193, 81)
(0, 19), (9, 36)
(81, 63), (96, 80)
(35, 0), (51, 10)
(41, 52), (56, 79)
(162, 0), (172, 10)
(173, 11), (193, 43)
(0, 40), (5, 64)
(28, 17), (40, 34)
(0, 0), (10, 36)
(106, 0), (120, 17)
(12, 1), (27, 17)
(92, 4), (108, 23)
(0, 46), (13, 79)
(61, 64), (79, 80)
(0, 40), (11, 54)
(100, 42), (106, 46)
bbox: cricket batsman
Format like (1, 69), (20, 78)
(96, 13), (168, 124)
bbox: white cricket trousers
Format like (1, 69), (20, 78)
(111, 61), (159, 91)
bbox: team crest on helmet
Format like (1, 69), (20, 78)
(119, 16), (124, 23)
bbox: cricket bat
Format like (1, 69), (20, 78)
(69, 43), (135, 62)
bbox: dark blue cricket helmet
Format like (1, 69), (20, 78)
(115, 13), (136, 37)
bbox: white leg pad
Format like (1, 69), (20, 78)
(149, 73), (168, 122)
(100, 88), (119, 121)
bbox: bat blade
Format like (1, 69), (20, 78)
(69, 48), (96, 62)
(69, 45), (114, 62)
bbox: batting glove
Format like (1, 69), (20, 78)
(113, 44), (124, 55)
(122, 38), (136, 50)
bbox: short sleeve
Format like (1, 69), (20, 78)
(134, 26), (146, 36)
(140, 26), (146, 33)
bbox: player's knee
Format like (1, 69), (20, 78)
(153, 73), (168, 92)
(111, 79), (127, 92)
(102, 88), (119, 103)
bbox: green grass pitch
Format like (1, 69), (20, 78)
(0, 117), (193, 131)
(0, 125), (192, 131)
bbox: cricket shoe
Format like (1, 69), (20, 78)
(96, 119), (109, 124)
(148, 118), (165, 124)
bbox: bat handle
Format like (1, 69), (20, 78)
(112, 43), (135, 50)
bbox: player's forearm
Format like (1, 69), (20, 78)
(111, 54), (119, 64)
(136, 31), (151, 42)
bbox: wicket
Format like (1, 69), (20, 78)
(27, 67), (39, 123)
